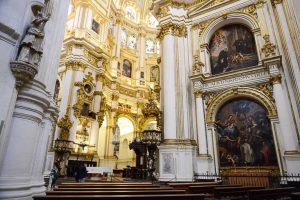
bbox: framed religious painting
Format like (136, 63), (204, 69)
(209, 24), (259, 75)
(216, 99), (278, 167)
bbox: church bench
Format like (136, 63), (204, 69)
(187, 184), (242, 194)
(53, 187), (173, 191)
(213, 186), (263, 200)
(46, 189), (186, 195)
(168, 182), (220, 189)
(247, 187), (294, 200)
(291, 192), (300, 200)
(60, 182), (153, 185)
(33, 194), (206, 200)
(58, 184), (160, 188)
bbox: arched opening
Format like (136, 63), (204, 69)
(97, 115), (108, 160)
(209, 24), (259, 75)
(216, 98), (278, 168)
(115, 117), (135, 169)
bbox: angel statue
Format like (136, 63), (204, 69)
(17, 9), (50, 66)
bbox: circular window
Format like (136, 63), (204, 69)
(84, 84), (93, 95)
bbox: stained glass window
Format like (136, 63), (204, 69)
(128, 34), (137, 49)
(125, 6), (136, 21)
(148, 15), (158, 27)
(91, 19), (99, 34)
(146, 39), (154, 53)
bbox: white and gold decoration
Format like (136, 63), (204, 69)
(1, 1), (300, 199)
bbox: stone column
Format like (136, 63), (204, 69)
(162, 33), (176, 140)
(115, 17), (123, 58)
(273, 0), (300, 125)
(68, 64), (85, 143)
(31, 100), (58, 194)
(138, 28), (146, 69)
(194, 90), (208, 156)
(270, 75), (299, 153)
(54, 65), (74, 140)
(0, 81), (54, 200)
(89, 73), (104, 147)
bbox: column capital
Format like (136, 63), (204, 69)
(96, 73), (105, 82)
(111, 93), (119, 101)
(157, 22), (187, 40)
(65, 61), (87, 71)
(272, 0), (284, 6)
(194, 89), (203, 98)
(255, 0), (265, 8)
(270, 75), (282, 85)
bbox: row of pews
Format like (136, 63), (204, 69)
(33, 181), (300, 200)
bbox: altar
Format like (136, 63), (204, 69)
(86, 167), (113, 180)
(86, 167), (113, 174)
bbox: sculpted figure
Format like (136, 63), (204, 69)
(18, 9), (49, 66)
(192, 55), (204, 75)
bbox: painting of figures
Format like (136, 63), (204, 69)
(209, 24), (259, 75)
(122, 59), (132, 78)
(216, 99), (277, 167)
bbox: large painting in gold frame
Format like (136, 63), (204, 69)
(209, 24), (259, 75)
(216, 99), (278, 167)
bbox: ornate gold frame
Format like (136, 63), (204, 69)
(206, 87), (277, 124)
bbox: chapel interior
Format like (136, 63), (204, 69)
(1, 0), (300, 200)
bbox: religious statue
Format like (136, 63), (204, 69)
(17, 9), (50, 66)
(192, 55), (204, 75)
(150, 66), (159, 83)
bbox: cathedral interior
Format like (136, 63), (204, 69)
(1, 0), (300, 199)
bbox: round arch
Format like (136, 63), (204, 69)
(200, 12), (260, 45)
(206, 87), (277, 124)
(115, 113), (137, 133)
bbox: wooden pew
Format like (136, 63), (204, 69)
(33, 194), (206, 200)
(213, 186), (263, 200)
(58, 184), (160, 188)
(46, 190), (186, 195)
(53, 187), (172, 191)
(168, 182), (220, 190)
(187, 184), (242, 194)
(291, 192), (300, 200)
(248, 187), (294, 200)
(60, 182), (153, 185)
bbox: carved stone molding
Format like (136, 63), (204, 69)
(261, 35), (277, 58)
(157, 23), (187, 40)
(206, 87), (277, 123)
(192, 55), (205, 75)
(270, 75), (282, 85)
(57, 106), (72, 140)
(194, 89), (203, 98)
(10, 61), (38, 89)
(272, 0), (283, 6)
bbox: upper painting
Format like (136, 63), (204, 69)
(209, 24), (259, 75)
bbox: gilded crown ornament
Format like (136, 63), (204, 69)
(57, 106), (73, 140)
